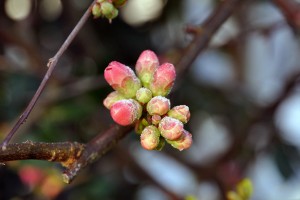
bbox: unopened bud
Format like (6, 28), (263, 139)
(131, 99), (143, 119)
(149, 63), (176, 97)
(101, 2), (118, 20)
(166, 130), (192, 151)
(140, 125), (160, 150)
(104, 61), (141, 98)
(158, 116), (183, 140)
(110, 99), (142, 126)
(136, 87), (152, 104)
(103, 91), (125, 109)
(135, 50), (159, 88)
(146, 96), (170, 116)
(151, 114), (161, 125)
(113, 0), (127, 8)
(92, 3), (101, 18)
(167, 105), (190, 124)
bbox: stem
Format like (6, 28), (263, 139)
(176, 0), (244, 76)
(0, 0), (97, 150)
(0, 142), (85, 168)
(62, 125), (132, 183)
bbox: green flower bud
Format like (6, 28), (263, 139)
(103, 91), (125, 109)
(131, 99), (142, 120)
(167, 105), (190, 124)
(140, 125), (160, 150)
(149, 63), (176, 97)
(166, 130), (192, 151)
(101, 2), (118, 20)
(146, 96), (170, 116)
(92, 3), (101, 18)
(136, 87), (152, 104)
(158, 116), (183, 140)
(151, 114), (161, 125)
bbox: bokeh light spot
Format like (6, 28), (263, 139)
(121, 0), (167, 26)
(5, 0), (31, 21)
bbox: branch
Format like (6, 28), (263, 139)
(0, 142), (85, 168)
(0, 125), (132, 183)
(0, 0), (98, 150)
(273, 0), (300, 30)
(176, 0), (244, 76)
(62, 125), (132, 183)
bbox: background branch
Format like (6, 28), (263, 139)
(273, 0), (300, 30)
(176, 0), (244, 76)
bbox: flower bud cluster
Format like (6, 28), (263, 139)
(103, 50), (192, 151)
(92, 0), (127, 22)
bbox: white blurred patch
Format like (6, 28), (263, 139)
(247, 2), (285, 28)
(210, 18), (239, 47)
(183, 0), (213, 24)
(5, 45), (30, 69)
(247, 154), (284, 200)
(247, 154), (300, 200)
(190, 49), (235, 88)
(187, 113), (231, 165)
(121, 0), (167, 26)
(275, 93), (300, 149)
(244, 2), (300, 105)
(196, 182), (220, 200)
(135, 185), (169, 200)
(131, 145), (198, 196)
(5, 0), (31, 21)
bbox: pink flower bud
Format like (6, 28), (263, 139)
(158, 116), (183, 140)
(104, 61), (141, 98)
(166, 130), (192, 151)
(136, 87), (152, 104)
(103, 91), (125, 109)
(151, 114), (161, 125)
(135, 50), (159, 88)
(140, 125), (160, 150)
(110, 99), (142, 126)
(149, 63), (176, 97)
(167, 105), (190, 124)
(146, 96), (170, 116)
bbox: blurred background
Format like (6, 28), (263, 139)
(1, 0), (300, 199)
